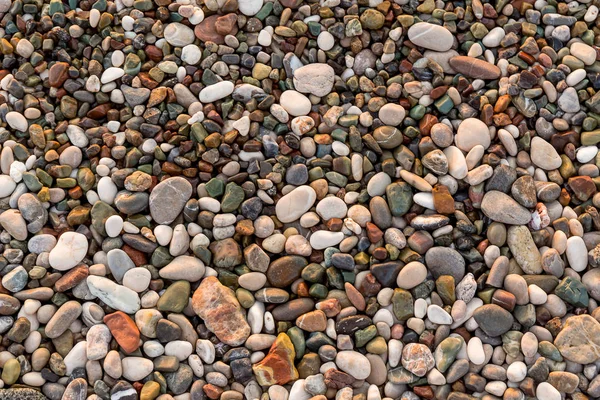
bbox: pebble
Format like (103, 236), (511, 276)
(407, 23), (454, 51)
(293, 64), (335, 97)
(48, 232), (89, 271)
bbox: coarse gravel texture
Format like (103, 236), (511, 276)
(0, 0), (598, 400)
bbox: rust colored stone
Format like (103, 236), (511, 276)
(252, 333), (299, 386)
(54, 265), (89, 292)
(103, 311), (141, 353)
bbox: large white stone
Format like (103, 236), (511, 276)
(159, 255), (205, 282)
(87, 276), (141, 314)
(5, 112), (28, 132)
(455, 118), (490, 152)
(163, 23), (195, 47)
(309, 230), (344, 250)
(335, 351), (371, 380)
(279, 90), (311, 116)
(0, 175), (16, 198)
(49, 232), (88, 271)
(275, 186), (317, 223)
(293, 64), (335, 97)
(121, 357), (154, 381)
(530, 137), (562, 170)
(238, 0), (263, 16)
(408, 22), (454, 52)
(199, 81), (234, 103)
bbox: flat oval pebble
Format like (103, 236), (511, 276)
(408, 23), (454, 52)
(275, 186), (316, 223)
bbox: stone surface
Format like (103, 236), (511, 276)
(192, 276), (251, 346)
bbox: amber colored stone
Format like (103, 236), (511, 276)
(419, 114), (437, 135)
(296, 310), (327, 332)
(296, 282), (310, 297)
(492, 113), (512, 126)
(491, 289), (516, 312)
(54, 265), (89, 292)
(48, 62), (70, 88)
(203, 384), (224, 400)
(104, 311), (141, 353)
(559, 188), (571, 207)
(87, 104), (112, 119)
(494, 95), (511, 113)
(344, 282), (365, 311)
(313, 134), (333, 145)
(325, 218), (343, 231)
(122, 245), (147, 266)
(366, 222), (383, 243)
(429, 86), (448, 100)
(432, 185), (455, 214)
(252, 333), (299, 386)
(235, 219), (254, 236)
(372, 247), (388, 260)
(568, 176), (596, 201)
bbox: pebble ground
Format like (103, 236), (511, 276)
(0, 0), (599, 400)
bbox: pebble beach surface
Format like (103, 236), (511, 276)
(0, 0), (598, 399)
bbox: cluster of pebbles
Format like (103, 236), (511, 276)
(0, 0), (600, 399)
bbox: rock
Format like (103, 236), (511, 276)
(335, 351), (371, 380)
(104, 311), (141, 353)
(279, 90), (311, 116)
(0, 175), (16, 198)
(159, 256), (205, 282)
(275, 186), (317, 223)
(0, 210), (27, 240)
(87, 276), (141, 314)
(408, 22), (453, 51)
(209, 238), (243, 269)
(448, 56), (501, 79)
(425, 247), (465, 281)
(267, 256), (307, 287)
(252, 333), (299, 385)
(570, 42), (596, 65)
(396, 262), (427, 289)
(192, 276), (251, 346)
(122, 357), (154, 381)
(555, 315), (600, 364)
(309, 231), (344, 250)
(473, 304), (513, 337)
(378, 104), (405, 126)
(481, 191), (532, 225)
(367, 172), (392, 197)
(507, 226), (542, 274)
(455, 118), (490, 151)
(530, 137), (562, 170)
(163, 23), (195, 46)
(402, 344), (434, 377)
(199, 81), (235, 103)
(149, 177), (193, 224)
(107, 249), (135, 283)
(49, 232), (89, 271)
(293, 64), (335, 97)
(45, 301), (82, 339)
(6, 112), (28, 132)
